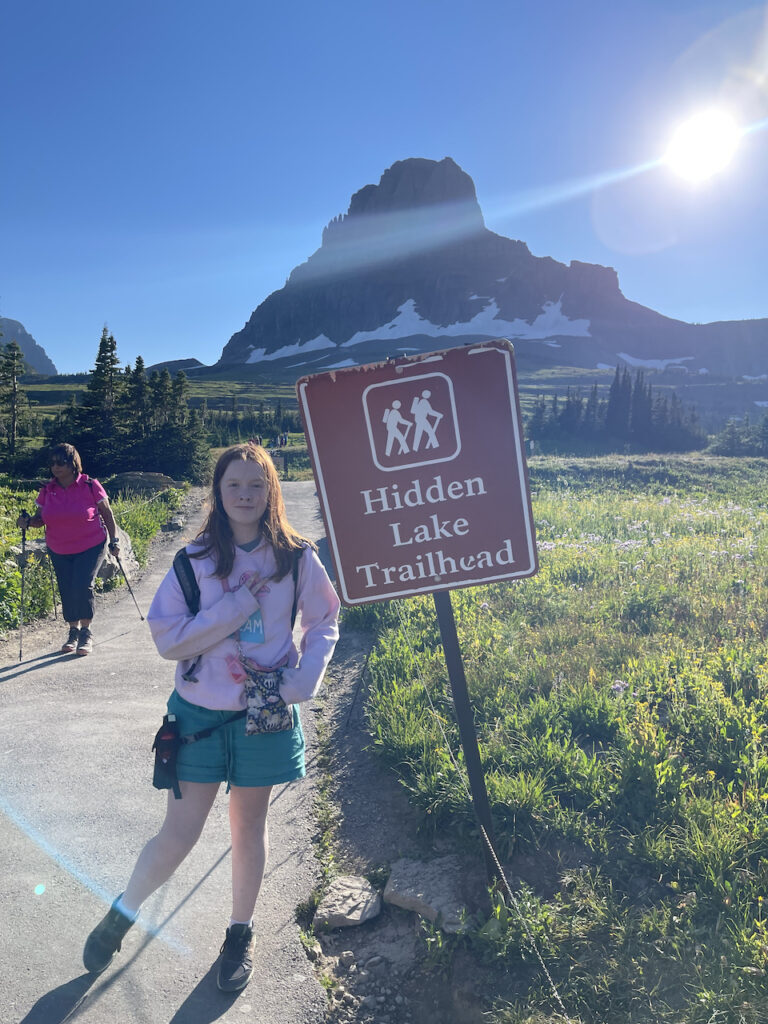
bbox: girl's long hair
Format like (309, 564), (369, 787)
(192, 442), (312, 579)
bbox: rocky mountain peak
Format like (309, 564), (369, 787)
(0, 318), (57, 375)
(319, 157), (485, 253)
(218, 157), (768, 381)
(347, 156), (483, 218)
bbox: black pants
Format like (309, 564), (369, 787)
(47, 541), (106, 623)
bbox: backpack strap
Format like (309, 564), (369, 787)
(173, 547), (201, 615)
(290, 545), (304, 629)
(173, 547), (202, 681)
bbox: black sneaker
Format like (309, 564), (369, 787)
(216, 923), (254, 992)
(82, 895), (135, 974)
(76, 627), (93, 656)
(62, 626), (80, 654)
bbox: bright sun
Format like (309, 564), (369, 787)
(665, 109), (741, 182)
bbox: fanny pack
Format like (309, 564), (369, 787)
(151, 708), (247, 800)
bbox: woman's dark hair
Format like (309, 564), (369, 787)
(50, 443), (83, 476)
(193, 442), (312, 579)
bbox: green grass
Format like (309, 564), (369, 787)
(343, 453), (768, 1023)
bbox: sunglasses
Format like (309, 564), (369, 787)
(51, 457), (70, 467)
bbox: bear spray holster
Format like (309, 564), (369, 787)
(152, 714), (182, 799)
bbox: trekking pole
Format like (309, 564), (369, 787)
(48, 556), (58, 619)
(18, 524), (27, 661)
(111, 545), (144, 620)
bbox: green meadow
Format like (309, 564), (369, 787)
(345, 454), (768, 1023)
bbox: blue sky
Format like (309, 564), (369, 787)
(1, 0), (766, 374)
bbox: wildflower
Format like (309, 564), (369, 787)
(611, 679), (629, 694)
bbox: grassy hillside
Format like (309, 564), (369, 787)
(22, 354), (767, 435)
(344, 454), (768, 1023)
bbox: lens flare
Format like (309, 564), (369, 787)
(665, 109), (742, 182)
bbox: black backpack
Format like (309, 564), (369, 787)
(172, 544), (303, 647)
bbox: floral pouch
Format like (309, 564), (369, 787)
(242, 662), (293, 734)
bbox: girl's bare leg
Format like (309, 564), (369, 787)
(121, 781), (220, 911)
(228, 785), (272, 921)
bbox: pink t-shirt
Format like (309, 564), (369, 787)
(36, 474), (108, 555)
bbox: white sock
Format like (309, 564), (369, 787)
(229, 918), (253, 929)
(114, 896), (139, 921)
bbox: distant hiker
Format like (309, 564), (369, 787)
(16, 443), (120, 656)
(82, 442), (340, 993)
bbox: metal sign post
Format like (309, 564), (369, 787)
(298, 340), (537, 881)
(433, 588), (498, 881)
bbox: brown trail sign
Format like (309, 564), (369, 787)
(297, 339), (537, 604)
(297, 340), (538, 880)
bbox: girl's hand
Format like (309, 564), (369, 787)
(242, 572), (263, 597)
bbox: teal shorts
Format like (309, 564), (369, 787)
(167, 690), (306, 789)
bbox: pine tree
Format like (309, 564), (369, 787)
(584, 384), (600, 437)
(86, 328), (122, 414)
(126, 356), (152, 438)
(527, 396), (548, 439)
(604, 366), (631, 441)
(629, 371), (653, 445)
(171, 371), (190, 426)
(150, 369), (173, 428)
(0, 340), (29, 461)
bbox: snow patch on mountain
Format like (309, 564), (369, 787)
(339, 298), (590, 349)
(246, 333), (336, 365)
(617, 353), (695, 371)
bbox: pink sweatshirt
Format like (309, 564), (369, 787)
(147, 540), (340, 712)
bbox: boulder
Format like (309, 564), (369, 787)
(315, 875), (382, 929)
(383, 856), (469, 933)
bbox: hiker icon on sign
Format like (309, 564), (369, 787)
(364, 372), (461, 472)
(411, 390), (443, 450)
(382, 400), (412, 455)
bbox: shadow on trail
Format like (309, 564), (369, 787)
(19, 847), (233, 1023)
(0, 624), (149, 682)
(0, 651), (71, 681)
(168, 964), (240, 1024)
(18, 974), (97, 1024)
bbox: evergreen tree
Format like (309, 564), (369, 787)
(604, 366), (631, 441)
(758, 414), (768, 456)
(171, 371), (190, 426)
(86, 327), (122, 414)
(527, 396), (548, 439)
(150, 369), (173, 428)
(125, 356), (152, 438)
(583, 384), (600, 437)
(558, 388), (583, 438)
(629, 371), (653, 444)
(0, 340), (29, 460)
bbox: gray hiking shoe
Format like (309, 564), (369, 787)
(83, 895), (135, 974)
(62, 626), (80, 653)
(217, 923), (254, 992)
(76, 627), (93, 656)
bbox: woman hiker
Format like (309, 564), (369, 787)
(81, 442), (340, 992)
(17, 442), (120, 656)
